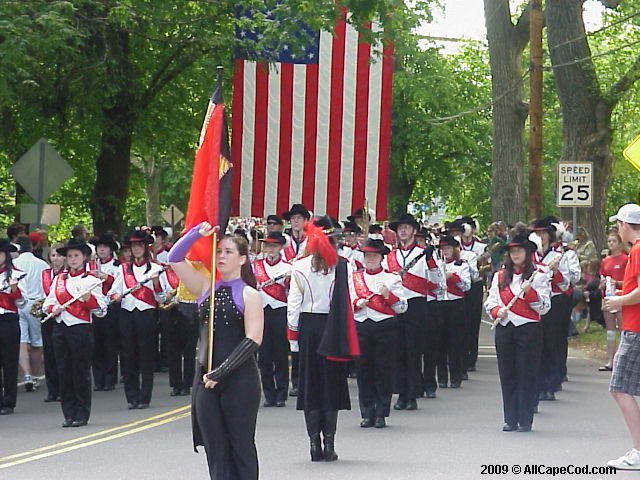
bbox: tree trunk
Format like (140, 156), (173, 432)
(90, 27), (138, 236)
(546, 0), (613, 250)
(484, 0), (530, 225)
(388, 164), (414, 220)
(132, 153), (166, 226)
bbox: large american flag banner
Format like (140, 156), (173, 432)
(231, 12), (394, 221)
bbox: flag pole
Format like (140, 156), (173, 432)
(207, 230), (218, 372)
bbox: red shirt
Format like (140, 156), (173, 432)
(622, 239), (640, 332)
(600, 252), (628, 283)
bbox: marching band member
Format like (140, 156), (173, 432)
(530, 217), (579, 401)
(110, 231), (165, 410)
(349, 239), (407, 428)
(0, 240), (26, 415)
(436, 235), (471, 389)
(91, 234), (120, 392)
(254, 231), (291, 407)
(282, 203), (311, 398)
(485, 234), (551, 432)
(43, 239), (108, 427)
(287, 216), (358, 462)
(40, 244), (66, 402)
(168, 222), (263, 480)
(339, 222), (364, 271)
(151, 226), (171, 264)
(383, 213), (435, 410)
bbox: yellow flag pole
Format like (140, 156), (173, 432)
(207, 231), (218, 372)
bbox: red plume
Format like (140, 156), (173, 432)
(304, 222), (338, 267)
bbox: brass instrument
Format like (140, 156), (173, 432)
(159, 288), (179, 311)
(362, 198), (370, 236)
(30, 299), (46, 317)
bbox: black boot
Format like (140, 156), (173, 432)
(322, 410), (338, 462)
(304, 410), (324, 461)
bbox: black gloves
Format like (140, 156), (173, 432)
(205, 337), (259, 382)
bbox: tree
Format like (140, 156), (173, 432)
(483, 0), (531, 225)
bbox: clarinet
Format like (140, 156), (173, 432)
(257, 272), (290, 290)
(111, 265), (170, 304)
(396, 246), (433, 276)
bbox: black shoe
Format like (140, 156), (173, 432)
(170, 388), (181, 397)
(425, 391), (436, 399)
(517, 425), (532, 432)
(533, 405), (539, 414)
(462, 373), (469, 381)
(374, 417), (386, 428)
(562, 375), (568, 382)
(71, 420), (88, 427)
(44, 395), (59, 403)
(467, 365), (476, 372)
(323, 435), (338, 462)
(103, 385), (115, 391)
(450, 382), (461, 389)
(438, 382), (448, 388)
(275, 400), (286, 407)
(393, 400), (406, 410)
(137, 403), (149, 409)
(93, 386), (104, 392)
(62, 419), (73, 427)
(0, 407), (14, 415)
(127, 403), (138, 410)
(360, 417), (374, 428)
(289, 387), (298, 397)
(180, 388), (191, 396)
(538, 392), (550, 401)
(309, 434), (324, 461)
(502, 423), (518, 432)
(263, 400), (275, 407)
(406, 400), (418, 410)
(547, 391), (556, 401)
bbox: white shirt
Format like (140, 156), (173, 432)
(43, 271), (108, 326)
(254, 257), (291, 309)
(110, 262), (166, 312)
(13, 252), (49, 300)
(348, 268), (407, 322)
(0, 268), (27, 314)
(438, 260), (471, 301)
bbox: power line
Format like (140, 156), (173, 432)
(544, 37), (640, 70)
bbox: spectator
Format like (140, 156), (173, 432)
(575, 226), (598, 265)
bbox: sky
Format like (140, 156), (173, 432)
(418, 0), (605, 51)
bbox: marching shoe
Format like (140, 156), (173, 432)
(450, 382), (461, 389)
(517, 425), (532, 432)
(374, 417), (386, 428)
(275, 400), (286, 407)
(0, 407), (14, 415)
(71, 420), (88, 427)
(323, 411), (339, 462)
(438, 382), (448, 389)
(502, 423), (517, 432)
(62, 419), (73, 428)
(170, 388), (181, 397)
(360, 418), (374, 428)
(467, 365), (476, 372)
(393, 399), (407, 411)
(461, 373), (469, 381)
(406, 400), (418, 411)
(137, 403), (150, 409)
(103, 385), (115, 391)
(127, 403), (138, 410)
(180, 388), (191, 396)
(547, 392), (556, 401)
(263, 400), (275, 407)
(289, 387), (298, 397)
(425, 391), (436, 399)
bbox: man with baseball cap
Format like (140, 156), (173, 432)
(605, 204), (640, 469)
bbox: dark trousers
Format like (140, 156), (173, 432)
(356, 317), (398, 418)
(437, 299), (466, 385)
(92, 304), (120, 389)
(120, 308), (157, 405)
(41, 318), (59, 398)
(395, 296), (427, 401)
(258, 306), (289, 403)
(290, 352), (299, 389)
(53, 322), (93, 422)
(161, 304), (198, 390)
(422, 300), (442, 394)
(464, 281), (484, 370)
(0, 314), (20, 409)
(495, 321), (542, 428)
(539, 294), (571, 393)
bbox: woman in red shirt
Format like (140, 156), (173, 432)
(599, 231), (628, 371)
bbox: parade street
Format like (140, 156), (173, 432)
(0, 322), (626, 480)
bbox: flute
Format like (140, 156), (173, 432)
(490, 271), (540, 330)
(110, 265), (169, 304)
(257, 272), (290, 290)
(41, 278), (105, 323)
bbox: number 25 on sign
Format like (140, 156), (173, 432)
(557, 162), (593, 207)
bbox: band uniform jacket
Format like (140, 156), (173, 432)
(0, 268), (27, 314)
(109, 262), (166, 311)
(43, 270), (108, 326)
(383, 244), (443, 301)
(254, 257), (291, 310)
(438, 259), (472, 301)
(348, 268), (408, 322)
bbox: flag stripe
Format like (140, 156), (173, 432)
(301, 63), (319, 209)
(325, 18), (347, 218)
(251, 64), (269, 215)
(231, 59), (244, 217)
(240, 61), (257, 216)
(275, 64), (294, 215)
(264, 64), (282, 215)
(351, 30), (371, 216)
(377, 44), (394, 221)
(288, 64), (307, 209)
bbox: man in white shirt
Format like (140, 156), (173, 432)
(14, 236), (50, 391)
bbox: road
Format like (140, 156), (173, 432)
(0, 322), (628, 479)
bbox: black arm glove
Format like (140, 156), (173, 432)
(205, 337), (259, 382)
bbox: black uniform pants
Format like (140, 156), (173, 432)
(161, 304), (198, 390)
(437, 299), (466, 385)
(41, 317), (59, 398)
(0, 313), (20, 409)
(495, 321), (542, 428)
(539, 294), (571, 393)
(464, 281), (484, 370)
(258, 306), (289, 403)
(120, 308), (157, 405)
(53, 322), (93, 422)
(92, 304), (120, 389)
(422, 300), (442, 395)
(356, 317), (398, 418)
(395, 296), (427, 401)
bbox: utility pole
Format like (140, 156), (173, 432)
(528, 0), (544, 220)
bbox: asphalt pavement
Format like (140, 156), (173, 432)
(0, 322), (630, 479)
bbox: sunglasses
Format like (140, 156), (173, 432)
(267, 221), (280, 226)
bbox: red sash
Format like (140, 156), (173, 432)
(352, 272), (395, 316)
(165, 267), (180, 289)
(497, 271), (539, 321)
(387, 251), (428, 295)
(123, 265), (157, 307)
(54, 274), (92, 322)
(42, 269), (54, 296)
(254, 260), (287, 303)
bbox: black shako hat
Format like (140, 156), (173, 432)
(438, 235), (460, 248)
(0, 239), (18, 255)
(266, 214), (284, 225)
(342, 221), (361, 234)
(58, 238), (92, 257)
(313, 215), (342, 235)
(504, 234), (538, 253)
(389, 213), (419, 232)
(359, 239), (390, 256)
(282, 204), (311, 221)
(347, 208), (365, 222)
(529, 218), (557, 232)
(260, 231), (286, 245)
(92, 234), (119, 252)
(127, 230), (154, 246)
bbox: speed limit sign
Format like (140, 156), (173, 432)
(557, 162), (593, 207)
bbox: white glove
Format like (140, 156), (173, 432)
(289, 340), (299, 353)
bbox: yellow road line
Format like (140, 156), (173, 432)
(0, 405), (190, 466)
